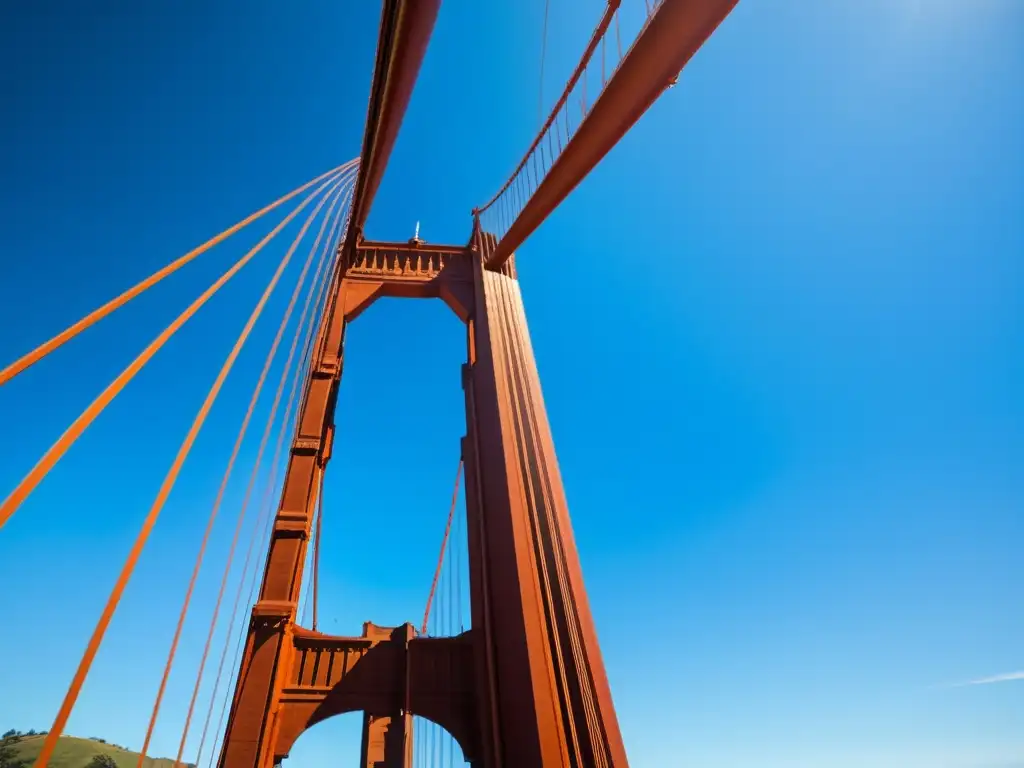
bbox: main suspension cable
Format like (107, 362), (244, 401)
(171, 168), (356, 768)
(137, 173), (354, 768)
(0, 163), (350, 387)
(32, 172), (343, 768)
(1, 169), (345, 536)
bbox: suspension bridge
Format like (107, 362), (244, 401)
(0, 1), (738, 766)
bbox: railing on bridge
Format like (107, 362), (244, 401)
(475, 1), (632, 253)
(475, 0), (739, 269)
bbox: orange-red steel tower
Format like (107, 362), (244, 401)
(214, 229), (629, 768)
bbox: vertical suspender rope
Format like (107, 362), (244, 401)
(312, 463), (326, 631)
(537, 0), (552, 129)
(421, 460), (464, 635)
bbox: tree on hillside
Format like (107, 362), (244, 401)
(87, 755), (118, 768)
(0, 733), (29, 768)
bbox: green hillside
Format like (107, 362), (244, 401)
(5, 734), (192, 768)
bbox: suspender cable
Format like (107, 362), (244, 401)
(421, 460), (463, 635)
(299, 471), (317, 628)
(173, 170), (354, 768)
(0, 163), (350, 387)
(1, 169), (345, 536)
(136, 171), (356, 768)
(32, 172), (342, 768)
(195, 436), (288, 768)
(204, 280), (330, 768)
(298, 461), (322, 628)
(447, 495), (454, 636)
(197, 190), (353, 768)
(455, 465), (464, 633)
(537, 0), (552, 129)
(615, 7), (622, 61)
(312, 462), (326, 631)
(192, 292), (325, 766)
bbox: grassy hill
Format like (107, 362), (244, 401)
(8, 735), (191, 768)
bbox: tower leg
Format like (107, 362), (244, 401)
(463, 257), (629, 766)
(217, 279), (348, 768)
(359, 713), (412, 768)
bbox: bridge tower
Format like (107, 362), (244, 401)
(0, 2), (737, 767)
(214, 229), (629, 768)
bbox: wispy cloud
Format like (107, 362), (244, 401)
(945, 670), (1024, 688)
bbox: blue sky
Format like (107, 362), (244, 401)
(0, 1), (1022, 766)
